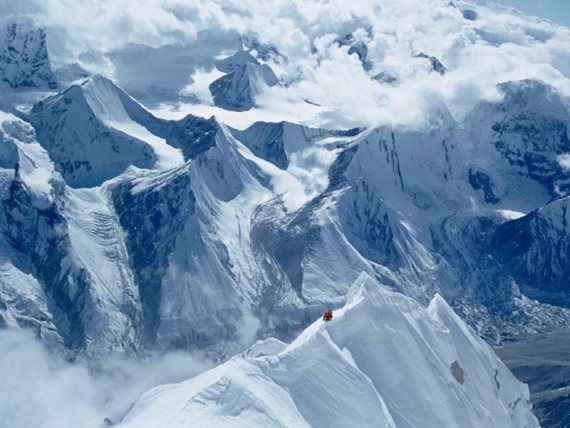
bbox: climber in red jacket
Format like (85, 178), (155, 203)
(323, 309), (333, 321)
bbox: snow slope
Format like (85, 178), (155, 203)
(0, 2), (569, 356)
(0, 5), (568, 425)
(0, 108), (142, 353)
(0, 22), (56, 89)
(118, 274), (538, 428)
(210, 62), (279, 111)
(108, 119), (359, 350)
(2, 74), (570, 353)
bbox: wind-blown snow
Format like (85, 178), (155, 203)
(558, 153), (570, 171)
(496, 209), (526, 220)
(80, 76), (184, 169)
(0, 2), (569, 426)
(234, 129), (346, 211)
(119, 274), (538, 428)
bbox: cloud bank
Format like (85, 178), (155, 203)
(0, 329), (212, 428)
(2, 0), (570, 128)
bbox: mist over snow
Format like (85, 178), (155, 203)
(2, 0), (570, 128)
(558, 153), (570, 171)
(1, 1), (570, 427)
(0, 329), (212, 428)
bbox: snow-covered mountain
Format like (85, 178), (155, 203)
(490, 196), (570, 305)
(0, 0), (570, 425)
(1, 71), (570, 354)
(214, 48), (259, 74)
(0, 106), (142, 352)
(117, 274), (538, 428)
(0, 22), (56, 89)
(210, 61), (279, 111)
(28, 75), (160, 187)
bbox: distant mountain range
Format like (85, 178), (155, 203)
(0, 4), (568, 425)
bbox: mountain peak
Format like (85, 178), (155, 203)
(0, 22), (57, 89)
(415, 52), (447, 75)
(118, 274), (538, 428)
(29, 75), (173, 187)
(214, 49), (259, 73)
(209, 62), (279, 111)
(497, 79), (570, 117)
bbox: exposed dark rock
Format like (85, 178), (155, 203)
(1, 178), (86, 349)
(462, 9), (477, 21)
(490, 198), (570, 301)
(415, 53), (447, 75)
(164, 115), (219, 161)
(209, 63), (278, 111)
(451, 360), (465, 384)
(373, 71), (398, 85)
(214, 48), (259, 73)
(468, 169), (500, 204)
(111, 170), (196, 344)
(0, 23), (57, 89)
(337, 33), (372, 71)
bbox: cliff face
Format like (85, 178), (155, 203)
(0, 23), (56, 89)
(0, 9), (569, 360)
(118, 275), (539, 428)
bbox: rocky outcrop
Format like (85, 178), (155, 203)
(29, 76), (157, 187)
(210, 63), (278, 111)
(0, 23), (57, 89)
(415, 52), (447, 75)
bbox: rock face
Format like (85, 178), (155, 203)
(29, 75), (159, 187)
(2, 177), (82, 349)
(214, 48), (259, 73)
(497, 332), (570, 428)
(1, 21), (570, 358)
(490, 197), (570, 305)
(110, 166), (197, 345)
(470, 80), (570, 199)
(0, 122), (19, 169)
(462, 9), (477, 21)
(117, 275), (539, 428)
(231, 121), (354, 170)
(373, 71), (398, 85)
(209, 62), (278, 111)
(0, 110), (141, 353)
(163, 115), (219, 161)
(415, 53), (447, 75)
(0, 23), (57, 89)
(337, 33), (372, 71)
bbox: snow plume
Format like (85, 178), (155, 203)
(238, 309), (262, 346)
(558, 153), (570, 171)
(3, 0), (570, 126)
(0, 329), (212, 428)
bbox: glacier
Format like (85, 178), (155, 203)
(0, 22), (56, 90)
(0, 0), (570, 426)
(118, 274), (539, 428)
(1, 71), (570, 354)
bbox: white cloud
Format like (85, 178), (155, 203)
(182, 67), (225, 104)
(558, 154), (570, 171)
(0, 329), (212, 428)
(1, 0), (570, 127)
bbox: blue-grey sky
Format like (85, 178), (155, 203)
(492, 0), (570, 27)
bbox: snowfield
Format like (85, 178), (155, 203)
(1, 0), (570, 426)
(118, 274), (538, 428)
